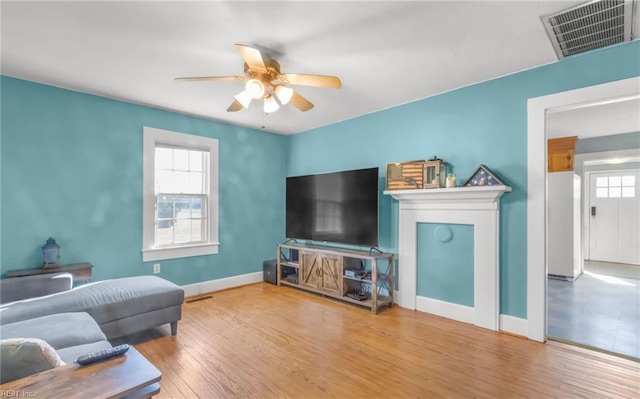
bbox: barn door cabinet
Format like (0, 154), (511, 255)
(299, 252), (341, 296)
(277, 243), (394, 314)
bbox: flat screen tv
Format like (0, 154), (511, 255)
(286, 167), (379, 247)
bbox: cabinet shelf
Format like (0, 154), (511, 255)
(342, 274), (389, 283)
(276, 243), (394, 314)
(340, 295), (393, 309)
(279, 260), (299, 268)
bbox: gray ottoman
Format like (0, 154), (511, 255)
(0, 276), (185, 340)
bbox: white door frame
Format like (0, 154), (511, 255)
(526, 76), (640, 342)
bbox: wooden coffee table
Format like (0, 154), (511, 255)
(0, 346), (161, 399)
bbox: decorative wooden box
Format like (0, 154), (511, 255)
(386, 161), (426, 190)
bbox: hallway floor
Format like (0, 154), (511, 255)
(548, 261), (639, 360)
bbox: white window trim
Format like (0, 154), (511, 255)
(142, 126), (219, 262)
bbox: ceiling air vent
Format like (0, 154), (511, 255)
(541, 0), (636, 59)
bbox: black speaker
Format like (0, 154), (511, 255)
(263, 259), (277, 285)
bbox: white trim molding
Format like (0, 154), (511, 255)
(384, 186), (511, 331)
(182, 272), (263, 297)
(526, 76), (640, 342)
(142, 126), (219, 262)
(499, 315), (528, 337)
(416, 296), (475, 325)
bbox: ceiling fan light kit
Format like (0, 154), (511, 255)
(264, 95), (280, 113)
(176, 43), (342, 113)
(234, 90), (253, 109)
(275, 85), (293, 105)
(245, 79), (265, 99)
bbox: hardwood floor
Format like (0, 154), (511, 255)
(131, 283), (639, 398)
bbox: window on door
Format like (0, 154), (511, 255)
(595, 175), (635, 198)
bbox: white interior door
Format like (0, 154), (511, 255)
(589, 170), (640, 265)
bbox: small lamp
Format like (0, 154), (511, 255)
(424, 156), (447, 188)
(42, 237), (60, 268)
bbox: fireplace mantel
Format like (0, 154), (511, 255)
(384, 186), (511, 206)
(384, 185), (511, 331)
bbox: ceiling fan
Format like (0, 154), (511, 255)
(175, 44), (342, 113)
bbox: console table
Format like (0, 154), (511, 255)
(0, 346), (161, 399)
(277, 243), (394, 314)
(6, 263), (93, 284)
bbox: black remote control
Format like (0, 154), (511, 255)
(75, 344), (130, 365)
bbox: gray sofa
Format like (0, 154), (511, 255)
(1, 274), (185, 340)
(0, 272), (184, 387)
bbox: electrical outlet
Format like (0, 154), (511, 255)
(153, 263), (161, 274)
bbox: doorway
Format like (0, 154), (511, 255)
(548, 157), (639, 359)
(545, 104), (640, 359)
(526, 76), (640, 348)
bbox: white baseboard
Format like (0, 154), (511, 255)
(499, 314), (528, 337)
(182, 271), (263, 297)
(416, 296), (474, 325)
(414, 296), (528, 337)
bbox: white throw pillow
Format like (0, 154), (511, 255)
(0, 338), (65, 384)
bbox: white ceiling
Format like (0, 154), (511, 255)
(2, 1), (638, 135)
(547, 97), (640, 139)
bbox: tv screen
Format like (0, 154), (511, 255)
(286, 167), (379, 247)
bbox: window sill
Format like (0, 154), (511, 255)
(142, 242), (219, 262)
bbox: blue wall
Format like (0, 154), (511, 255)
(1, 77), (288, 285)
(417, 223), (474, 307)
(288, 41), (640, 319)
(2, 41), (639, 317)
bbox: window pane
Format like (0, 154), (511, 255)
(190, 151), (203, 172)
(174, 171), (190, 193)
(596, 188), (608, 198)
(188, 172), (203, 194)
(156, 170), (175, 193)
(156, 225), (174, 246)
(156, 195), (175, 246)
(622, 187), (635, 197)
(155, 148), (173, 170)
(174, 149), (189, 171)
(192, 198), (204, 218)
(609, 176), (621, 187)
(174, 219), (191, 243)
(596, 177), (608, 187)
(176, 198), (191, 219)
(192, 219), (205, 241)
(609, 187), (621, 197)
(622, 176), (635, 187)
(157, 197), (175, 220)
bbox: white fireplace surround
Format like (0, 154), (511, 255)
(384, 186), (511, 331)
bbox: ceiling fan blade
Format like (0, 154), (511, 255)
(235, 44), (266, 70)
(289, 91), (314, 112)
(227, 99), (243, 112)
(278, 73), (341, 89)
(174, 76), (245, 82)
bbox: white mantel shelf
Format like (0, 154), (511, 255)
(383, 185), (512, 203)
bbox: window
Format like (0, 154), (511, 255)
(143, 127), (218, 262)
(596, 175), (635, 198)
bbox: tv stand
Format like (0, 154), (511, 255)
(276, 243), (394, 314)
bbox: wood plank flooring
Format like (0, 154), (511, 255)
(131, 283), (639, 398)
